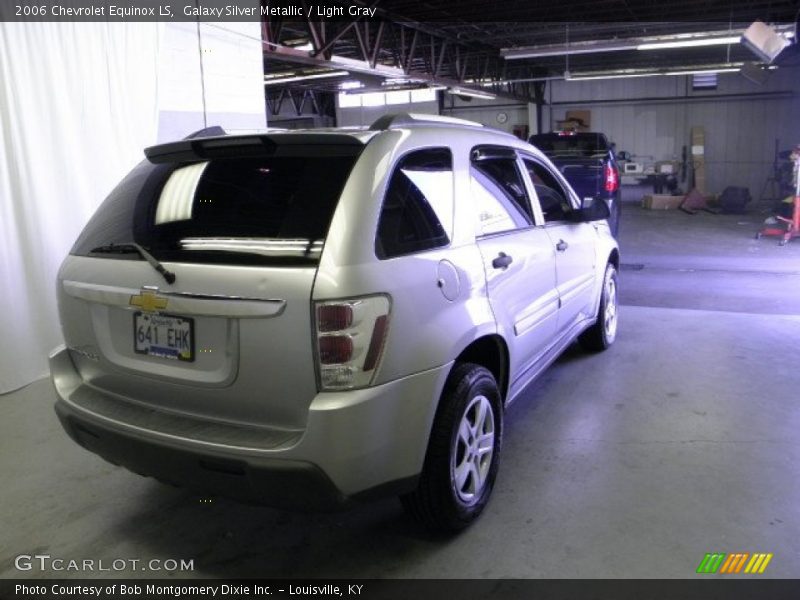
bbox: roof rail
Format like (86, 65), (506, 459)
(183, 126), (227, 140)
(369, 113), (484, 131)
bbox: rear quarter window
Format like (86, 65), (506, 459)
(375, 148), (453, 259)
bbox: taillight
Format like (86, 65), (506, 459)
(318, 336), (354, 364)
(604, 163), (619, 192)
(317, 305), (353, 332)
(314, 296), (391, 390)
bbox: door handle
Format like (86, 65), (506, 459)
(556, 239), (569, 252)
(492, 252), (513, 270)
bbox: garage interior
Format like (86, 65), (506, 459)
(2, 0), (800, 580)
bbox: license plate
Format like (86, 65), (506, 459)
(133, 312), (194, 362)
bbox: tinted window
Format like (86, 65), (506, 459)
(524, 159), (573, 223)
(72, 147), (362, 266)
(529, 133), (609, 158)
(471, 157), (532, 222)
(471, 168), (531, 236)
(375, 149), (452, 259)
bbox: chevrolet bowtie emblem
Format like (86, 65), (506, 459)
(130, 289), (168, 312)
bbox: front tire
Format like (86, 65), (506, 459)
(579, 262), (619, 352)
(401, 363), (503, 532)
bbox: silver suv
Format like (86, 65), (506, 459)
(51, 113), (619, 531)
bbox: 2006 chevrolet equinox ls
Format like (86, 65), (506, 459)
(51, 113), (619, 531)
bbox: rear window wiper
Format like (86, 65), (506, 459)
(89, 243), (176, 285)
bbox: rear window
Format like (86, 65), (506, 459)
(72, 145), (362, 266)
(529, 133), (609, 158)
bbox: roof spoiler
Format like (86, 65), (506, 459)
(144, 133), (364, 164)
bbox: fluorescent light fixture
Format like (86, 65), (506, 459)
(636, 36), (740, 50)
(263, 70), (349, 85)
(327, 54), (406, 78)
(447, 87), (496, 100)
(502, 40), (639, 59)
(502, 28), (788, 60)
(263, 71), (298, 80)
(567, 72), (662, 81)
(666, 67), (741, 76)
(567, 63), (745, 81)
(339, 80), (364, 90)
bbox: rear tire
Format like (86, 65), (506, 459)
(400, 363), (503, 533)
(579, 263), (619, 352)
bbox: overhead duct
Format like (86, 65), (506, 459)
(741, 21), (791, 63)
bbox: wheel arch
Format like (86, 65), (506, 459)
(451, 334), (509, 404)
(608, 248), (620, 269)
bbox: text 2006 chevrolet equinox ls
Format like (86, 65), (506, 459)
(51, 113), (619, 531)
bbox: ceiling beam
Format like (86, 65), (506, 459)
(261, 17), (536, 101)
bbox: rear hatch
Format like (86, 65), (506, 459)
(529, 132), (611, 199)
(58, 134), (365, 432)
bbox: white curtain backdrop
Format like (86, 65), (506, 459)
(0, 22), (163, 393)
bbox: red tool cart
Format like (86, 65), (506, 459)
(757, 145), (800, 246)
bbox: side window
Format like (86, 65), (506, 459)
(376, 148), (452, 259)
(524, 159), (574, 223)
(471, 166), (531, 236)
(472, 157), (533, 222)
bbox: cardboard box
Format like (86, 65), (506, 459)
(694, 162), (707, 193)
(691, 126), (705, 156)
(642, 194), (684, 210)
(556, 119), (588, 132)
(565, 110), (591, 129)
(694, 179), (707, 194)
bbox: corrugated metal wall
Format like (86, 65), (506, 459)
(546, 66), (800, 198)
(440, 95), (530, 136)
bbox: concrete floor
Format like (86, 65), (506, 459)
(618, 192), (800, 315)
(2, 196), (800, 579)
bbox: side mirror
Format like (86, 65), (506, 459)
(568, 198), (611, 223)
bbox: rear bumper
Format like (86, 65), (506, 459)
(50, 346), (451, 510)
(54, 403), (347, 510)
